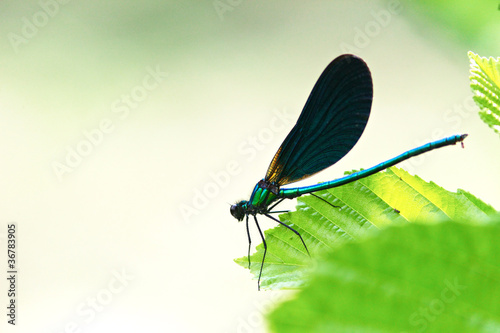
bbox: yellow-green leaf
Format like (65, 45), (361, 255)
(469, 51), (500, 136)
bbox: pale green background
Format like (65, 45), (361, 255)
(0, 1), (499, 332)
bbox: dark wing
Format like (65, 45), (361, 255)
(265, 54), (373, 186)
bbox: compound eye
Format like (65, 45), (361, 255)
(230, 203), (245, 221)
(230, 205), (238, 218)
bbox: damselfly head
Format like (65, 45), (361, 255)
(230, 201), (246, 221)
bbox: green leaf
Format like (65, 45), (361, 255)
(268, 219), (500, 333)
(469, 51), (500, 136)
(234, 167), (496, 290)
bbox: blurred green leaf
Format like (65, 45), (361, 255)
(398, 0), (500, 54)
(234, 167), (496, 290)
(469, 51), (500, 136)
(268, 219), (500, 333)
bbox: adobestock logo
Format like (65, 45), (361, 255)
(52, 65), (168, 182)
(339, 0), (403, 54)
(213, 0), (245, 21)
(53, 268), (134, 333)
(408, 277), (467, 332)
(8, 0), (73, 54)
(235, 292), (285, 333)
(178, 108), (295, 224)
(400, 96), (477, 174)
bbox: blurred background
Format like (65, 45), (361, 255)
(0, 1), (499, 332)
